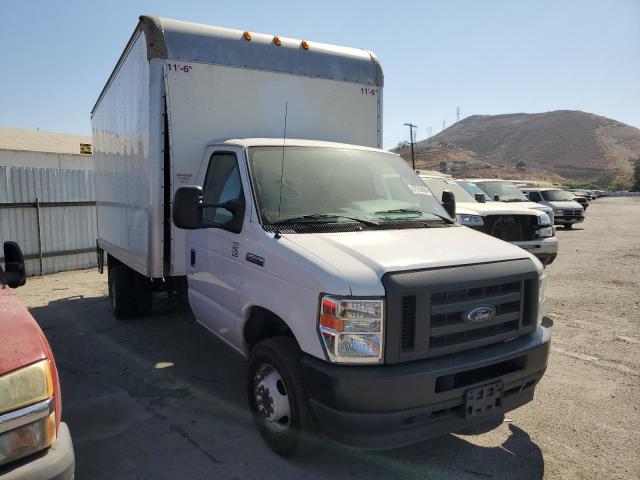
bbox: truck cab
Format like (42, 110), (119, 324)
(93, 16), (551, 455)
(419, 173), (557, 266)
(172, 139), (551, 453)
(520, 187), (585, 228)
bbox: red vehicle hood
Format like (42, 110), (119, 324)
(0, 286), (48, 375)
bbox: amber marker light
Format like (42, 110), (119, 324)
(301, 40), (310, 50)
(243, 31), (252, 41)
(274, 36), (282, 46)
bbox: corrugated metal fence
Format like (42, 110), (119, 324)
(0, 166), (97, 276)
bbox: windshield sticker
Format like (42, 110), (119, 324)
(408, 185), (433, 196)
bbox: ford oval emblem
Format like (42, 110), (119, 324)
(464, 305), (496, 324)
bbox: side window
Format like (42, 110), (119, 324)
(202, 152), (244, 227)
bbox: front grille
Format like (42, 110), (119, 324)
(428, 280), (528, 358)
(382, 259), (539, 364)
(481, 215), (537, 242)
(562, 209), (582, 217)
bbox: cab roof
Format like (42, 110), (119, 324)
(210, 138), (394, 154)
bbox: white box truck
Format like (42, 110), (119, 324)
(93, 16), (550, 455)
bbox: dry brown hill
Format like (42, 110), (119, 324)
(400, 110), (640, 187)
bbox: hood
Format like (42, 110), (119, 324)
(456, 202), (540, 216)
(517, 201), (553, 213)
(0, 287), (48, 375)
(283, 226), (539, 295)
(548, 201), (583, 209)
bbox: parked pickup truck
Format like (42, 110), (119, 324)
(93, 16), (551, 455)
(569, 193), (589, 211)
(520, 188), (585, 229)
(0, 242), (74, 479)
(463, 179), (556, 224)
(419, 174), (557, 266)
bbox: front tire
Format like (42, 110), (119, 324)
(564, 223), (573, 229)
(247, 337), (317, 456)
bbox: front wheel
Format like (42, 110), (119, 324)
(247, 337), (317, 456)
(564, 223), (573, 229)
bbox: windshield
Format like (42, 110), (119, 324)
(420, 177), (475, 203)
(456, 180), (493, 201)
(541, 190), (575, 201)
(247, 146), (452, 225)
(474, 181), (529, 202)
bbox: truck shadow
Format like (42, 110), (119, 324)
(29, 293), (544, 480)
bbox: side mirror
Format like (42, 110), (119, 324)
(493, 194), (500, 201)
(173, 186), (204, 229)
(441, 190), (456, 218)
(475, 193), (486, 203)
(3, 241), (26, 288)
(173, 186), (244, 233)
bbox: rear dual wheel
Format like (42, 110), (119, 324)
(108, 264), (153, 319)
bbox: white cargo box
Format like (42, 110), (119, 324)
(92, 16), (383, 279)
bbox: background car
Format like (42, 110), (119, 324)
(0, 242), (75, 480)
(520, 188), (585, 229)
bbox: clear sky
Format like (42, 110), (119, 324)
(1, 0), (638, 148)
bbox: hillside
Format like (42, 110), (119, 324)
(398, 110), (640, 187)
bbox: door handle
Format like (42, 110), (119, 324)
(191, 249), (196, 266)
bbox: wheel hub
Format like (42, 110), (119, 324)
(254, 365), (290, 432)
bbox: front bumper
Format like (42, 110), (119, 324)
(0, 423), (74, 480)
(513, 237), (558, 266)
(555, 216), (584, 225)
(302, 326), (551, 449)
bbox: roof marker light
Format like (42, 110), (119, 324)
(274, 36), (282, 46)
(243, 31), (252, 41)
(301, 40), (310, 50)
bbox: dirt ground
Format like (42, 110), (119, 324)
(16, 197), (640, 479)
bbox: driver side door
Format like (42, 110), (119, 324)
(187, 149), (247, 349)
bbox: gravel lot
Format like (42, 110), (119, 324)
(16, 197), (640, 480)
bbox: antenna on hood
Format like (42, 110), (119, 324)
(276, 101), (288, 223)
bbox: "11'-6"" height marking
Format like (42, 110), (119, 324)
(167, 64), (192, 73)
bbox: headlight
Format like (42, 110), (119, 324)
(0, 360), (56, 467)
(538, 274), (546, 327)
(0, 360), (53, 414)
(536, 226), (554, 238)
(553, 208), (563, 215)
(319, 296), (383, 364)
(536, 213), (551, 226)
(456, 214), (484, 226)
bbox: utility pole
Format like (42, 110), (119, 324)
(403, 123), (418, 170)
(456, 106), (460, 122)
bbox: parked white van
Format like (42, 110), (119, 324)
(92, 16), (551, 455)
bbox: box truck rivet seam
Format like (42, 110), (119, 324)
(92, 15), (550, 456)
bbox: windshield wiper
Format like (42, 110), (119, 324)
(270, 214), (380, 227)
(374, 208), (424, 215)
(374, 209), (454, 224)
(501, 198), (526, 202)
